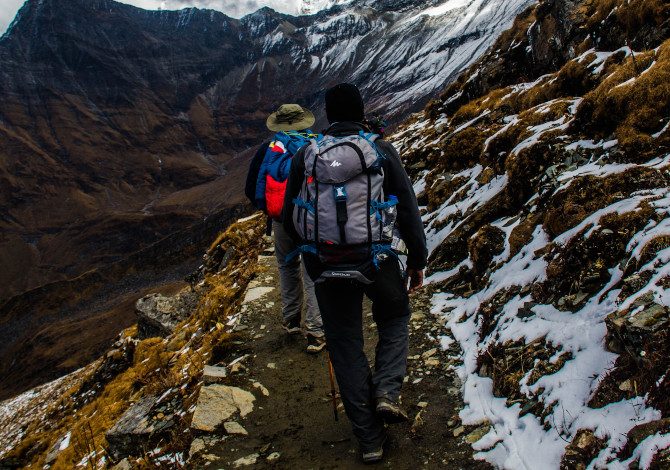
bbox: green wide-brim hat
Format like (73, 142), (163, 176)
(266, 103), (316, 132)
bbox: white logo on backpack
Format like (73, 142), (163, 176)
(330, 160), (342, 167)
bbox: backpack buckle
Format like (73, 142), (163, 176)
(333, 185), (347, 202)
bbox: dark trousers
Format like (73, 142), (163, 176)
(312, 258), (410, 451)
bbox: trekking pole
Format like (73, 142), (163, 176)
(328, 355), (339, 421)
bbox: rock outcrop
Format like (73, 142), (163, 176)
(136, 291), (198, 338)
(106, 395), (176, 460)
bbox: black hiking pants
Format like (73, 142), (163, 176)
(309, 257), (410, 451)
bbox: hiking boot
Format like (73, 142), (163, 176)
(362, 435), (387, 464)
(375, 397), (408, 424)
(306, 335), (326, 354)
(282, 316), (301, 334)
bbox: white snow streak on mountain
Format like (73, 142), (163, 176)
(270, 0), (536, 114)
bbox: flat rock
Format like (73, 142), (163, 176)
(424, 358), (441, 368)
(191, 385), (256, 432)
(224, 421), (249, 436)
(252, 382), (270, 396)
(422, 348), (438, 359)
(243, 287), (274, 303)
(465, 424), (491, 444)
(189, 438), (206, 456)
(203, 365), (228, 384)
(233, 453), (259, 467)
(111, 459), (132, 470)
(606, 301), (669, 354)
(45, 432), (71, 464)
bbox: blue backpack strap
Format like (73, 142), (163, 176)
(280, 130), (322, 155)
(285, 244), (318, 263)
(293, 197), (315, 215)
(370, 198), (398, 213)
(359, 130), (386, 165)
(370, 197), (399, 221)
(371, 243), (397, 269)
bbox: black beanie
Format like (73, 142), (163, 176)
(325, 83), (365, 124)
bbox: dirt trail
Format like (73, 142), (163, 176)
(193, 251), (490, 469)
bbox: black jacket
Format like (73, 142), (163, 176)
(282, 122), (427, 270)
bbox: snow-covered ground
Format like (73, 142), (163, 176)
(391, 32), (670, 467)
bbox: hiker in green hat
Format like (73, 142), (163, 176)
(245, 104), (326, 353)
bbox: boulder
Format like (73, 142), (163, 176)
(136, 291), (198, 338)
(191, 385), (256, 432)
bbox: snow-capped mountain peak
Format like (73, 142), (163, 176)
(299, 0), (352, 15)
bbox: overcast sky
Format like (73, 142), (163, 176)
(0, 0), (306, 36)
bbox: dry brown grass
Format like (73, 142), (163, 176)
(585, 0), (670, 36)
(478, 337), (571, 404)
(543, 168), (667, 238)
(441, 127), (487, 172)
(451, 89), (509, 126)
(468, 225), (505, 276)
(575, 40), (670, 156)
(509, 214), (543, 258)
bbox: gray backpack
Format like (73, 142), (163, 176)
(292, 132), (397, 275)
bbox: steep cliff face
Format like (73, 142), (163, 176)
(393, 0), (670, 466)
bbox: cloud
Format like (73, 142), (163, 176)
(0, 0), (305, 36)
(0, 0), (29, 36)
(157, 0), (304, 17)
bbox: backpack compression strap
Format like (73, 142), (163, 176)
(333, 185), (348, 243)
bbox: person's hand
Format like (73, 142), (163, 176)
(406, 268), (424, 294)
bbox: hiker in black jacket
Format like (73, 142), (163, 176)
(282, 83), (427, 463)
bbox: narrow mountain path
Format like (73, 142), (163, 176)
(190, 249), (490, 469)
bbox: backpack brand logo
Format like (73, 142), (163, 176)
(330, 160), (342, 167)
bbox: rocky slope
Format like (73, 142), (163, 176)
(0, 0), (533, 399)
(391, 0), (670, 467)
